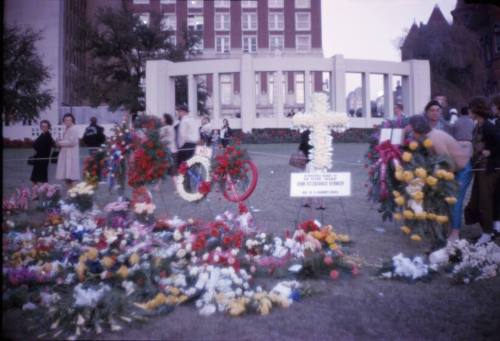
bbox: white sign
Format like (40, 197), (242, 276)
(379, 128), (403, 145)
(290, 172), (351, 197)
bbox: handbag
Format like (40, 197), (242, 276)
(289, 151), (307, 169)
(50, 149), (60, 164)
(27, 155), (36, 166)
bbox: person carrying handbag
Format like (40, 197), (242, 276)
(30, 120), (55, 186)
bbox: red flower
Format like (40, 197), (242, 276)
(223, 236), (232, 245)
(210, 227), (220, 237)
(238, 202), (248, 214)
(198, 181), (211, 195)
(299, 220), (319, 232)
(178, 162), (188, 176)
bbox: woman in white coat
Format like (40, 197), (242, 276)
(56, 113), (81, 188)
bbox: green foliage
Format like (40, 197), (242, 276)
(77, 6), (204, 114)
(2, 26), (54, 123)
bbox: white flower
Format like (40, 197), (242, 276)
(73, 283), (110, 307)
(176, 249), (187, 259)
(199, 304), (216, 316)
(173, 230), (182, 241)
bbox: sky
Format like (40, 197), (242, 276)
(321, 0), (457, 61)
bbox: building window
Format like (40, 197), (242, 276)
(241, 1), (257, 8)
(296, 35), (310, 52)
(220, 74), (233, 105)
(187, 0), (203, 8)
(242, 36), (257, 53)
(215, 13), (230, 31)
(161, 14), (177, 31)
(269, 35), (284, 51)
(167, 35), (177, 46)
(188, 15), (204, 31)
(268, 13), (284, 30)
(160, 0), (176, 4)
(295, 73), (305, 104)
(295, 13), (310, 31)
(216, 35), (230, 53)
(133, 0), (149, 4)
(269, 0), (284, 8)
(295, 0), (310, 8)
(137, 13), (150, 26)
(214, 0), (230, 7)
(242, 13), (257, 31)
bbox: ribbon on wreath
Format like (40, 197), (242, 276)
(374, 141), (402, 200)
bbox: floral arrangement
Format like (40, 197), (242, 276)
(292, 92), (349, 171)
(378, 253), (434, 282)
(33, 183), (62, 210)
(83, 149), (107, 186)
(392, 138), (458, 245)
(3, 187), (31, 214)
(67, 182), (96, 212)
(429, 239), (500, 284)
(106, 119), (134, 191)
(364, 117), (410, 221)
(177, 149), (212, 202)
(211, 142), (250, 187)
(127, 116), (171, 188)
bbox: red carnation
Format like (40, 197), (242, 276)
(178, 162), (188, 175)
(198, 181), (211, 195)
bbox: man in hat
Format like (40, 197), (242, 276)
(176, 104), (200, 165)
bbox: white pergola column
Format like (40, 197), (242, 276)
(274, 71), (285, 127)
(331, 55), (346, 113)
(146, 60), (174, 117)
(384, 73), (394, 118)
(402, 75), (411, 115)
(240, 54), (256, 133)
(188, 74), (197, 115)
(362, 72), (371, 125)
(212, 72), (221, 127)
(304, 70), (312, 112)
(409, 59), (431, 116)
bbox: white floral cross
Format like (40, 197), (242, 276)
(292, 92), (349, 171)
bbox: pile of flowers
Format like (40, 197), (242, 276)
(365, 117), (410, 221)
(378, 253), (434, 282)
(2, 193), (361, 339)
(429, 239), (500, 284)
(32, 183), (62, 210)
(392, 139), (458, 244)
(105, 119), (134, 191)
(211, 142), (250, 187)
(3, 187), (31, 214)
(127, 116), (172, 188)
(67, 182), (96, 212)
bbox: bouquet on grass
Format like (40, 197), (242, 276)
(83, 149), (107, 186)
(365, 117), (410, 221)
(392, 138), (458, 246)
(67, 182), (96, 212)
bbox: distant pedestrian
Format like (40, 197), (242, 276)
(30, 120), (55, 185)
(176, 104), (200, 165)
(424, 100), (452, 134)
(82, 117), (106, 154)
(56, 113), (81, 188)
(199, 116), (213, 146)
(220, 118), (232, 148)
(160, 113), (178, 174)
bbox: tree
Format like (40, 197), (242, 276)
(2, 26), (54, 123)
(77, 6), (205, 115)
(400, 23), (487, 108)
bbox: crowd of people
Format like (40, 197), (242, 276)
(28, 105), (233, 190)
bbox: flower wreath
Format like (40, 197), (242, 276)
(176, 155), (212, 202)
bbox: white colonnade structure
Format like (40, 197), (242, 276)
(146, 54), (430, 133)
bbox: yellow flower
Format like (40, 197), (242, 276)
(423, 139), (433, 148)
(413, 191), (424, 201)
(444, 172), (455, 181)
(411, 234), (422, 242)
(445, 196), (457, 205)
(427, 213), (436, 221)
(101, 256), (115, 269)
(400, 226), (411, 234)
(86, 248), (98, 261)
(76, 262), (86, 281)
(393, 212), (403, 221)
(403, 171), (414, 182)
(394, 196), (405, 206)
(117, 265), (129, 278)
(436, 215), (449, 224)
(395, 171), (404, 181)
(129, 253), (140, 266)
(392, 190), (401, 197)
(415, 212), (427, 220)
(415, 167), (427, 179)
(403, 210), (415, 219)
(402, 152), (413, 162)
(426, 176), (438, 186)
(409, 141), (418, 150)
(329, 242), (339, 250)
(435, 169), (446, 179)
